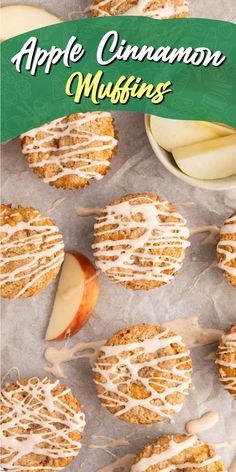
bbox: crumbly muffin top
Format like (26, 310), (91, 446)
(0, 204), (64, 298)
(93, 193), (190, 290)
(21, 112), (117, 189)
(91, 0), (189, 18)
(131, 434), (224, 472)
(216, 324), (236, 399)
(217, 213), (236, 287)
(93, 323), (192, 424)
(0, 377), (86, 472)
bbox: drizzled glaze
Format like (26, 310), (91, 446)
(91, 0), (189, 19)
(44, 340), (105, 378)
(43, 316), (223, 379)
(48, 197), (66, 213)
(217, 214), (236, 279)
(185, 411), (219, 434)
(163, 316), (223, 348)
(190, 225), (220, 245)
(216, 328), (236, 398)
(131, 435), (222, 472)
(93, 195), (190, 286)
(76, 205), (102, 217)
(93, 327), (192, 421)
(0, 207), (64, 298)
(213, 440), (236, 449)
(0, 377), (86, 471)
(21, 112), (117, 185)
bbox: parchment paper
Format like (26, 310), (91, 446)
(1, 1), (236, 471)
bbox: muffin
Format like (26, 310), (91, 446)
(0, 204), (64, 298)
(91, 0), (189, 18)
(216, 325), (236, 399)
(92, 193), (190, 290)
(131, 434), (224, 472)
(217, 212), (236, 288)
(93, 323), (192, 424)
(0, 377), (86, 471)
(21, 112), (117, 189)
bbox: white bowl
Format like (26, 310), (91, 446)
(145, 115), (236, 191)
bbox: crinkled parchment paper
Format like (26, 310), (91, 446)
(1, 1), (236, 471)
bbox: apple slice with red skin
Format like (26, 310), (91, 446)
(45, 252), (99, 341)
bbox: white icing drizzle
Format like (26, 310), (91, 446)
(213, 440), (236, 449)
(217, 214), (236, 278)
(0, 377), (86, 471)
(44, 340), (106, 378)
(90, 434), (131, 450)
(48, 197), (66, 213)
(1, 367), (20, 388)
(91, 0), (189, 19)
(122, 0), (189, 17)
(174, 201), (194, 207)
(189, 261), (217, 291)
(76, 205), (102, 217)
(88, 434), (130, 455)
(93, 196), (190, 285)
(21, 112), (117, 184)
(190, 225), (220, 245)
(216, 329), (236, 397)
(44, 316), (223, 379)
(163, 316), (223, 348)
(89, 434), (131, 460)
(0, 209), (64, 298)
(93, 328), (192, 420)
(131, 435), (221, 472)
(185, 411), (219, 434)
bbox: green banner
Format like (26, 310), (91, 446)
(1, 17), (236, 142)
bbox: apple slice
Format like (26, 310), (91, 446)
(172, 134), (236, 180)
(1, 5), (62, 41)
(150, 116), (235, 152)
(45, 252), (99, 341)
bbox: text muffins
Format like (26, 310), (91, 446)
(0, 204), (64, 298)
(21, 112), (117, 189)
(93, 323), (192, 424)
(216, 324), (236, 399)
(217, 212), (236, 287)
(0, 377), (86, 471)
(92, 193), (190, 290)
(131, 434), (224, 472)
(91, 0), (189, 19)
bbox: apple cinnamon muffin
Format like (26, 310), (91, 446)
(92, 193), (190, 290)
(93, 323), (192, 424)
(216, 324), (236, 399)
(91, 0), (189, 18)
(217, 212), (236, 288)
(0, 377), (86, 471)
(21, 112), (117, 189)
(131, 434), (224, 472)
(0, 204), (64, 298)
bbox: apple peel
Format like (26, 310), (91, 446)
(45, 252), (99, 341)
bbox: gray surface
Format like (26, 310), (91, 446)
(1, 1), (236, 471)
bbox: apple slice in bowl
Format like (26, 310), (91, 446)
(1, 5), (62, 41)
(45, 252), (99, 341)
